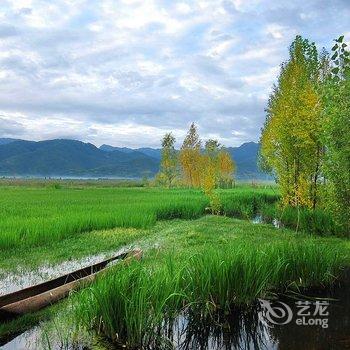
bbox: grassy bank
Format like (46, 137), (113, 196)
(0, 185), (278, 250)
(72, 216), (349, 348)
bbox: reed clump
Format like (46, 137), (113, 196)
(260, 204), (337, 235)
(74, 227), (346, 348)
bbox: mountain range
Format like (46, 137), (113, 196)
(0, 138), (268, 179)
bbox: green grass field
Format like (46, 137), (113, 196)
(0, 184), (278, 250)
(0, 182), (348, 349)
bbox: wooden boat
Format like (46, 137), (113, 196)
(0, 249), (142, 321)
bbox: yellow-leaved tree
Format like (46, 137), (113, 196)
(218, 150), (235, 188)
(260, 36), (323, 210)
(201, 140), (221, 213)
(201, 139), (235, 213)
(179, 123), (202, 187)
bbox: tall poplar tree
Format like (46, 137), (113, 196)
(202, 139), (221, 191)
(202, 140), (235, 188)
(322, 35), (350, 234)
(260, 36), (323, 209)
(218, 150), (235, 187)
(158, 132), (178, 187)
(201, 140), (220, 213)
(179, 123), (202, 187)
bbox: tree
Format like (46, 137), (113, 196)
(200, 139), (235, 212)
(158, 125), (237, 213)
(260, 35), (323, 210)
(218, 150), (235, 187)
(202, 139), (222, 214)
(202, 140), (220, 190)
(322, 35), (350, 234)
(179, 123), (202, 187)
(202, 140), (220, 188)
(204, 139), (221, 158)
(158, 133), (178, 188)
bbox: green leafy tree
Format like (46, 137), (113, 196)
(322, 35), (350, 234)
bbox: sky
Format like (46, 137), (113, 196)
(0, 1), (349, 148)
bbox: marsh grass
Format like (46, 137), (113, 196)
(281, 207), (336, 235)
(73, 217), (347, 348)
(0, 181), (340, 253)
(0, 186), (277, 250)
(220, 189), (279, 219)
(261, 204), (337, 235)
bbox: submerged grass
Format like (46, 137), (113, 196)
(72, 216), (349, 348)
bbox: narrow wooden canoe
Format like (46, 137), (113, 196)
(0, 249), (142, 321)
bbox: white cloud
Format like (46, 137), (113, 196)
(265, 24), (285, 39)
(0, 0), (349, 147)
(176, 3), (192, 15)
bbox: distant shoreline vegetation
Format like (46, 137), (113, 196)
(0, 175), (140, 180)
(0, 176), (274, 182)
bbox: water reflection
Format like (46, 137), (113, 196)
(1, 328), (40, 350)
(164, 306), (274, 350)
(152, 271), (350, 350)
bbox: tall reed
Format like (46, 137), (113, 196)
(74, 236), (345, 348)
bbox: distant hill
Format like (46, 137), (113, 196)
(0, 139), (158, 178)
(0, 138), (268, 179)
(226, 142), (267, 180)
(100, 144), (161, 160)
(0, 138), (22, 145)
(100, 144), (135, 154)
